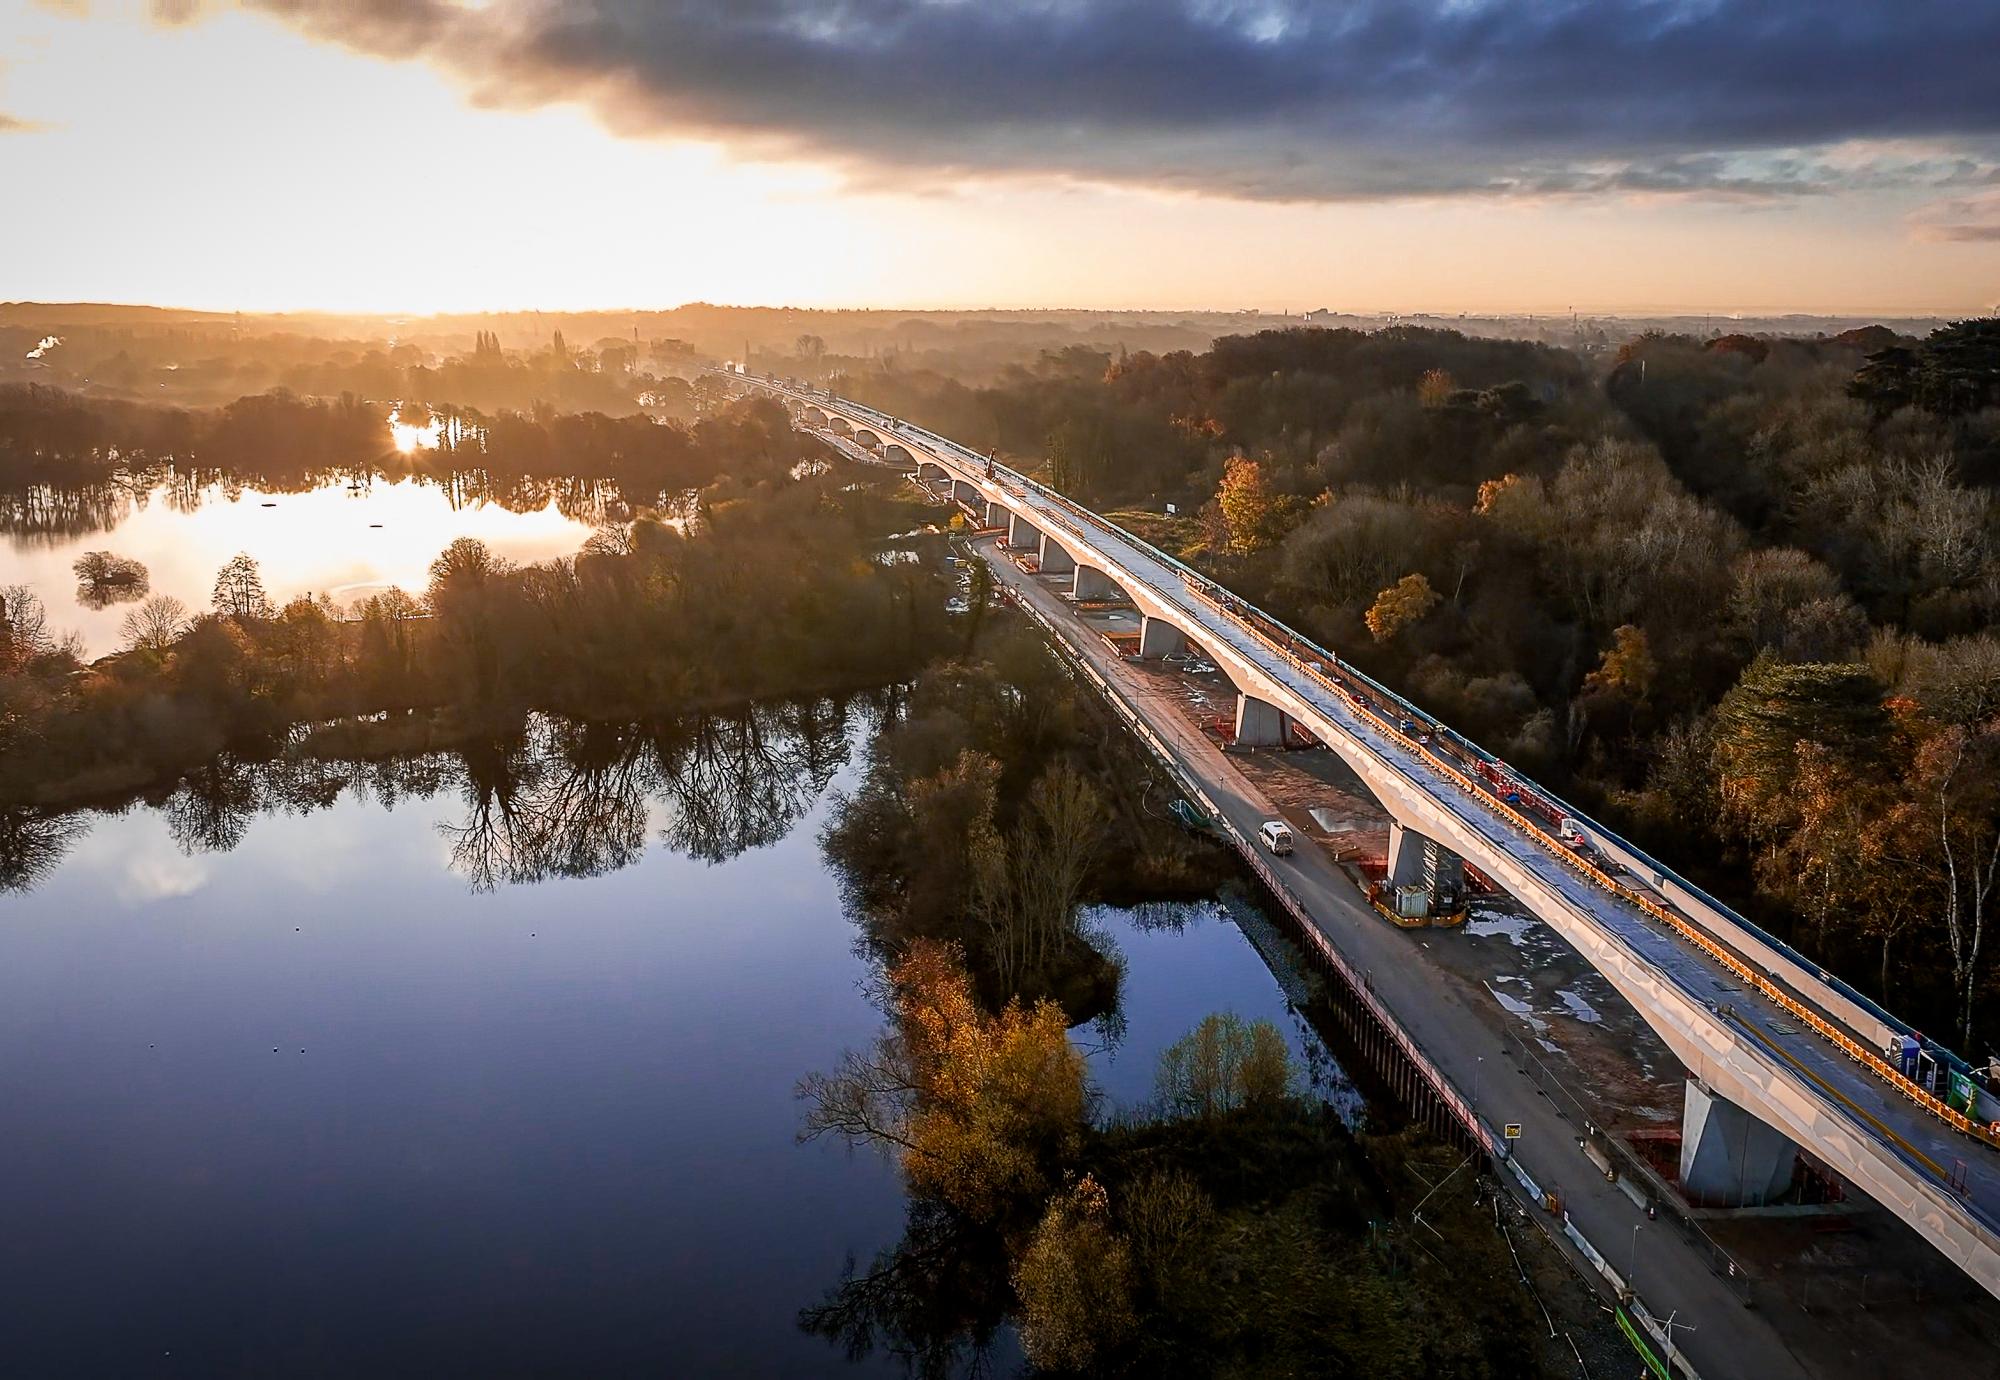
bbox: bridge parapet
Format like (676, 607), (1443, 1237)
(735, 369), (2000, 1164)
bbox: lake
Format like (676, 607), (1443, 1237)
(3, 472), (614, 659)
(0, 704), (1342, 1377)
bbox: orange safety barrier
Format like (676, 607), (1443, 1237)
(787, 386), (1998, 1161)
(1165, 572), (2000, 1159)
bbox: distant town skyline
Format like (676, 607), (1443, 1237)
(3, 0), (1996, 317)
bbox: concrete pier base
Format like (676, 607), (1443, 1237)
(1073, 566), (1120, 600)
(1387, 823), (1465, 907)
(1139, 617), (1186, 658)
(1680, 1080), (1798, 1205)
(1234, 695), (1289, 747)
(1387, 822), (1424, 887)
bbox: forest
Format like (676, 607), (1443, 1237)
(832, 319), (2000, 1052)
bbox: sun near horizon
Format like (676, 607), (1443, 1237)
(1, 0), (1995, 319)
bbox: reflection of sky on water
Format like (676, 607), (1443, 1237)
(1082, 900), (1352, 1119)
(0, 763), (910, 1377)
(5, 476), (601, 658)
(0, 729), (1345, 1374)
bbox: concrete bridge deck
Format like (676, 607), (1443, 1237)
(724, 369), (2000, 1300)
(975, 530), (1829, 1380)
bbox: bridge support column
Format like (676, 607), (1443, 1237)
(1039, 537), (1076, 575)
(1073, 566), (1119, 600)
(1139, 617), (1186, 659)
(1234, 695), (1289, 747)
(984, 500), (1008, 530)
(953, 480), (978, 506)
(1679, 1080), (1798, 1206)
(1387, 823), (1465, 908)
(1008, 513), (1042, 549)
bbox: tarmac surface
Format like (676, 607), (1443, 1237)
(975, 533), (2000, 1380)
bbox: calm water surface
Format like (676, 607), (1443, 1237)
(4, 474), (607, 658)
(0, 711), (1334, 1377)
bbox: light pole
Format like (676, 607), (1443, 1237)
(1662, 1310), (1695, 1372)
(1474, 1055), (1484, 1109)
(1628, 1223), (1643, 1293)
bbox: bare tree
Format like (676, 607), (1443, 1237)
(1926, 728), (2000, 1047)
(211, 553), (274, 620)
(120, 594), (190, 656)
(0, 585), (55, 671)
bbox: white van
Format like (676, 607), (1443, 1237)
(1259, 820), (1295, 856)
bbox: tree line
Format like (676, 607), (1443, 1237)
(0, 382), (786, 498)
(0, 468), (951, 808)
(839, 319), (2000, 1050)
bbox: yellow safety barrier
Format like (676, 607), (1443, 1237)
(1170, 570), (2000, 1160)
(789, 386), (1999, 1161)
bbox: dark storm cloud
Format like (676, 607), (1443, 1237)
(246, 0), (2000, 201)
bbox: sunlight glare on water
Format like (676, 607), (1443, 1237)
(5, 475), (603, 658)
(388, 403), (443, 453)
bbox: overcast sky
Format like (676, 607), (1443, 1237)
(3, 0), (1996, 314)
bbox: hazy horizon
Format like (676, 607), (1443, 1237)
(2, 297), (1980, 325)
(3, 1), (1996, 319)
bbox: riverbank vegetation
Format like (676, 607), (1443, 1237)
(0, 468), (948, 808)
(799, 941), (1542, 1377)
(842, 319), (2000, 1050)
(821, 610), (1232, 1017)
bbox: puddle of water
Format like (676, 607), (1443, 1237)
(1464, 908), (1538, 947)
(1484, 982), (1550, 1035)
(1555, 987), (1606, 1025)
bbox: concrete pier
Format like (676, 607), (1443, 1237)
(1387, 822), (1465, 905)
(1038, 536), (1076, 575)
(1234, 695), (1288, 747)
(1139, 616), (1186, 658)
(1008, 513), (1042, 549)
(1073, 565), (1120, 600)
(1681, 1080), (1799, 1205)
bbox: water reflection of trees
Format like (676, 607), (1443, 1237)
(800, 1199), (1011, 1380)
(0, 701), (854, 895)
(653, 698), (850, 863)
(0, 807), (89, 893)
(0, 468), (628, 551)
(0, 481), (143, 547)
(442, 702), (851, 887)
